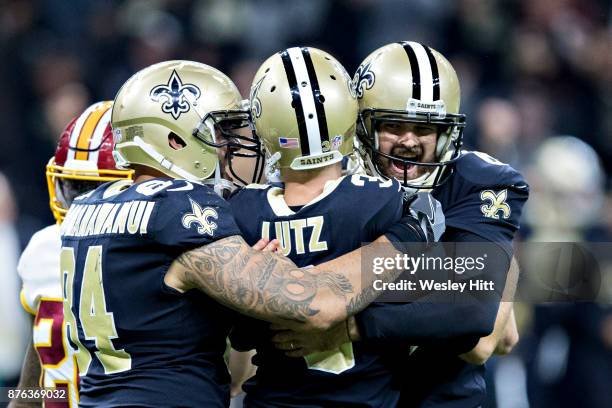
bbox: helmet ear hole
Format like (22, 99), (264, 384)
(270, 86), (276, 92)
(168, 132), (186, 150)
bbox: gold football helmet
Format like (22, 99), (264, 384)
(46, 101), (133, 223)
(112, 60), (261, 190)
(354, 41), (466, 189)
(249, 47), (358, 175)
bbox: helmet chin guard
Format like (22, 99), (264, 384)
(357, 108), (464, 191)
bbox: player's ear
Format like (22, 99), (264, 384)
(168, 132), (187, 150)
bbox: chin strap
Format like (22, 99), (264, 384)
(202, 162), (237, 198)
(132, 136), (201, 181)
(265, 152), (282, 183)
(199, 115), (237, 198)
(356, 140), (380, 178)
(400, 170), (434, 196)
(342, 152), (365, 176)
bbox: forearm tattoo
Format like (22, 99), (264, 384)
(176, 236), (353, 323)
(346, 285), (378, 317)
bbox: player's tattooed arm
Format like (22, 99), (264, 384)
(166, 234), (402, 329)
(167, 235), (351, 327)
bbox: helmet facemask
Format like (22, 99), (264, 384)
(194, 107), (264, 187)
(357, 107), (465, 191)
(113, 61), (264, 194)
(354, 41), (466, 193)
(46, 159), (133, 222)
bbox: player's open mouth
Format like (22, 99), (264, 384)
(389, 153), (419, 176)
(391, 159), (415, 172)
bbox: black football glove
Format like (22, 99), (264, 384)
(403, 192), (446, 243)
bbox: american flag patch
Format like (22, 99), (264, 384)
(279, 137), (299, 148)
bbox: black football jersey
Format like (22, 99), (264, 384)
(60, 178), (241, 407)
(364, 151), (529, 408)
(417, 151), (529, 407)
(229, 174), (403, 408)
(433, 150), (529, 254)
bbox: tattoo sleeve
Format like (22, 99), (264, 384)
(172, 234), (403, 327)
(173, 235), (352, 324)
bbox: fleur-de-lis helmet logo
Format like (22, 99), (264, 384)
(181, 198), (218, 236)
(249, 75), (265, 119)
(480, 189), (511, 220)
(352, 61), (375, 99)
(150, 70), (201, 120)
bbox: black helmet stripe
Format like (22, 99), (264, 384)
(399, 41), (421, 100)
(280, 50), (310, 155)
(422, 44), (440, 101)
(301, 47), (330, 147)
(400, 41), (440, 102)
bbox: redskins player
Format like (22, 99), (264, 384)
(11, 101), (132, 408)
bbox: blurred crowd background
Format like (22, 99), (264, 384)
(0, 0), (610, 407)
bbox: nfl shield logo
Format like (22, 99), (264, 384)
(331, 135), (343, 150)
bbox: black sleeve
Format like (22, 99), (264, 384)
(229, 315), (258, 352)
(364, 189), (403, 238)
(355, 228), (511, 349)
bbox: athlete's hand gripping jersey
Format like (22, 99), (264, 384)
(18, 224), (79, 407)
(229, 174), (404, 408)
(60, 179), (241, 407)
